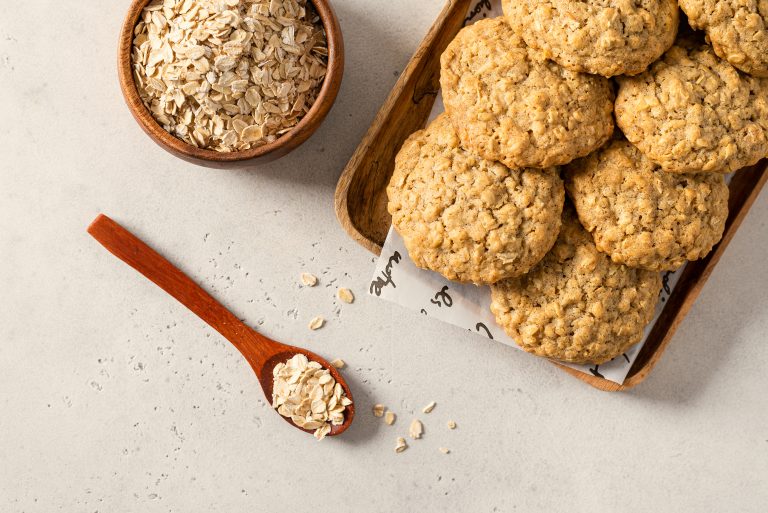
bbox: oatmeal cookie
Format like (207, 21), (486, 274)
(680, 0), (768, 77)
(565, 139), (730, 271)
(502, 0), (679, 77)
(440, 17), (614, 169)
(616, 41), (768, 173)
(387, 114), (565, 285)
(490, 206), (661, 364)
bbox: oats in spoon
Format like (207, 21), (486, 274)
(271, 354), (351, 440)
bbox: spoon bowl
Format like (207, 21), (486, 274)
(257, 345), (354, 437)
(87, 214), (354, 437)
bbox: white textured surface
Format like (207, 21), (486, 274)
(1, 1), (767, 511)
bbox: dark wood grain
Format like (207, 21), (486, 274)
(118, 0), (344, 168)
(333, 0), (768, 391)
(87, 214), (355, 435)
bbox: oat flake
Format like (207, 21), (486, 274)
(308, 316), (325, 330)
(337, 288), (354, 304)
(409, 419), (423, 440)
(301, 273), (318, 287)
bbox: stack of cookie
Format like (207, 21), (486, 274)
(387, 0), (768, 365)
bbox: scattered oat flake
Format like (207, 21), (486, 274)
(337, 288), (355, 304)
(409, 419), (423, 439)
(384, 411), (396, 425)
(439, 447), (450, 454)
(301, 273), (318, 287)
(395, 437), (408, 453)
(372, 404), (385, 417)
(308, 316), (325, 330)
(330, 359), (346, 369)
(447, 420), (457, 430)
(422, 401), (436, 414)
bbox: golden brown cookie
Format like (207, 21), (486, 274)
(565, 139), (730, 271)
(387, 114), (565, 285)
(680, 0), (768, 77)
(502, 0), (679, 77)
(490, 206), (661, 365)
(615, 41), (768, 174)
(440, 17), (614, 169)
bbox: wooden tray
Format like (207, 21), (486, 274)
(334, 0), (768, 391)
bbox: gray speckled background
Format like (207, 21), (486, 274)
(1, 1), (767, 511)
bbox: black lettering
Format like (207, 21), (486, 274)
(464, 0), (492, 25)
(430, 285), (453, 308)
(369, 251), (402, 297)
(475, 323), (494, 339)
(589, 365), (604, 379)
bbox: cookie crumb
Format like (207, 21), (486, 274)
(337, 288), (355, 304)
(301, 273), (318, 287)
(308, 316), (325, 330)
(409, 419), (423, 439)
(422, 401), (436, 414)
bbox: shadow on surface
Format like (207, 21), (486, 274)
(333, 367), (382, 444)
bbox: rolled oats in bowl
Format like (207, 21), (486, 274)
(131, 0), (328, 152)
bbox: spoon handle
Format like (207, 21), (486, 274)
(87, 214), (274, 370)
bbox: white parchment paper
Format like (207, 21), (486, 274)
(370, 226), (684, 384)
(367, 0), (701, 384)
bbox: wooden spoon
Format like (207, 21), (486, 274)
(87, 214), (355, 437)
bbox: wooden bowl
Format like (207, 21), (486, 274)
(117, 0), (344, 168)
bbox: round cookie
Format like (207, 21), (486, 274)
(616, 41), (768, 174)
(565, 139), (730, 272)
(502, 0), (679, 77)
(680, 0), (768, 77)
(387, 113), (565, 285)
(490, 206), (662, 365)
(440, 17), (614, 169)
